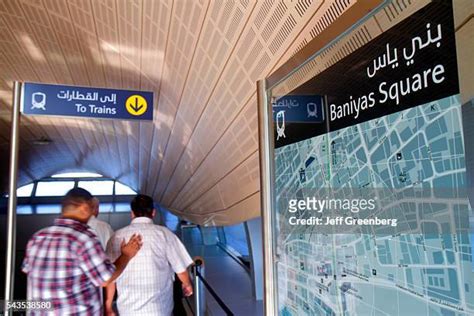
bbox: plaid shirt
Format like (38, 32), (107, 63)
(22, 218), (115, 315)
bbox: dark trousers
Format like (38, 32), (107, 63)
(173, 274), (186, 316)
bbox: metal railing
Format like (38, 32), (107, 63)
(192, 258), (234, 316)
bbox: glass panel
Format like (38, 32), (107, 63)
(51, 172), (103, 178)
(17, 183), (34, 197)
(16, 205), (33, 214)
(78, 180), (114, 195)
(223, 224), (249, 257)
(115, 181), (136, 195)
(115, 203), (131, 213)
(36, 204), (62, 214)
(35, 181), (75, 197)
(217, 227), (226, 243)
(267, 1), (474, 315)
(98, 203), (114, 213)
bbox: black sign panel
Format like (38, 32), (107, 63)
(274, 0), (458, 148)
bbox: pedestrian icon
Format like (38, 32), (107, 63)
(126, 95), (147, 116)
(31, 92), (46, 110)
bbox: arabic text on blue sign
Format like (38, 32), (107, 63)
(272, 95), (324, 123)
(21, 82), (153, 121)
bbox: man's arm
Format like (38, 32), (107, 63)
(101, 234), (142, 287)
(177, 270), (193, 296)
(21, 238), (35, 274)
(104, 282), (116, 315)
(165, 229), (194, 296)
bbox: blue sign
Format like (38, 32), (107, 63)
(272, 95), (324, 123)
(21, 82), (153, 121)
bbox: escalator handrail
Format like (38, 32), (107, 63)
(193, 264), (234, 316)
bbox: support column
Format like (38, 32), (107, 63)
(4, 81), (21, 315)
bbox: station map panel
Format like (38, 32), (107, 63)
(272, 1), (474, 315)
(275, 96), (474, 315)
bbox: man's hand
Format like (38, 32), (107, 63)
(101, 235), (142, 287)
(182, 283), (193, 297)
(120, 233), (142, 259)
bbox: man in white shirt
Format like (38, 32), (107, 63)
(105, 194), (194, 316)
(88, 197), (114, 249)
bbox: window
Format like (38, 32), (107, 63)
(17, 183), (34, 197)
(35, 181), (75, 197)
(15, 172), (137, 214)
(222, 223), (249, 257)
(52, 172), (103, 178)
(17, 205), (33, 214)
(78, 180), (114, 195)
(115, 181), (136, 195)
(36, 204), (61, 214)
(115, 203), (131, 212)
(98, 203), (114, 213)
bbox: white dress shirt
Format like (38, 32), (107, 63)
(106, 217), (193, 316)
(88, 215), (114, 249)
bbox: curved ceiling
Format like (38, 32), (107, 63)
(1, 0), (457, 225)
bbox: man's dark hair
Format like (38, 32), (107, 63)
(131, 194), (154, 218)
(62, 187), (93, 210)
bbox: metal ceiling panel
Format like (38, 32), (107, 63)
(0, 0), (449, 225)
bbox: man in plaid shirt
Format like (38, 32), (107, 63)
(22, 188), (142, 315)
